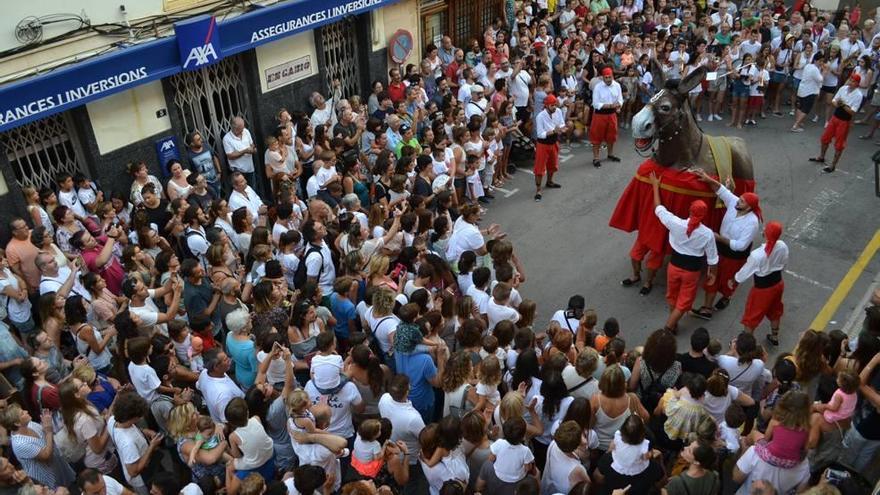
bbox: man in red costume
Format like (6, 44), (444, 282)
(533, 93), (566, 202)
(590, 67), (623, 168)
(649, 173), (718, 334)
(735, 221), (789, 346)
(691, 169), (762, 319)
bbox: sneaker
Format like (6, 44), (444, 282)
(789, 110), (795, 116)
(707, 114), (714, 122)
(811, 115), (819, 123)
(714, 114), (722, 121)
(773, 111), (783, 117)
(696, 114), (703, 122)
(790, 127), (804, 132)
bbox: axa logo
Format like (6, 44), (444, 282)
(160, 140), (176, 151)
(183, 43), (218, 69)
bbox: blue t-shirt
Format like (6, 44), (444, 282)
(330, 293), (357, 340)
(394, 352), (437, 414)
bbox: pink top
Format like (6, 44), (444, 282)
(767, 425), (808, 462)
(823, 389), (857, 423)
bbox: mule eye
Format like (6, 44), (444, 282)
(660, 104), (671, 112)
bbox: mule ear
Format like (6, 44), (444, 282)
(650, 58), (666, 91)
(678, 65), (707, 95)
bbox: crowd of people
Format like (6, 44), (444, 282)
(0, 0), (879, 494)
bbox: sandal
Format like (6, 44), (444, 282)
(808, 157), (825, 163)
(607, 155), (622, 162)
(822, 166), (836, 173)
(690, 307), (714, 320)
(593, 159), (602, 168)
(766, 330), (780, 346)
(639, 284), (653, 296)
(621, 277), (641, 287)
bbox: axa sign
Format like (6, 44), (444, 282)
(174, 15), (222, 71)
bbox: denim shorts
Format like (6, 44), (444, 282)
(788, 76), (801, 90)
(732, 79), (750, 98)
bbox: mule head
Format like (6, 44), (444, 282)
(631, 65), (707, 153)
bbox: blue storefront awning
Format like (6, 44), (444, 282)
(0, 0), (397, 133)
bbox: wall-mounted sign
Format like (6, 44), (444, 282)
(264, 55), (314, 91)
(389, 29), (414, 64)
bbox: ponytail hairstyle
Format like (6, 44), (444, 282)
(351, 345), (385, 396)
(772, 353), (798, 396)
(706, 368), (730, 398)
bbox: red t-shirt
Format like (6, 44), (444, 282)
(30, 383), (60, 412)
(388, 81), (407, 103)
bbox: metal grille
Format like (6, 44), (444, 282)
(168, 56), (251, 160)
(450, 0), (503, 49)
(321, 18), (362, 99)
(422, 10), (448, 54)
(0, 113), (84, 189)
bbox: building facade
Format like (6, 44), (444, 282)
(0, 0), (425, 223)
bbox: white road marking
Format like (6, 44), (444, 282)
(494, 187), (520, 198)
(784, 269), (834, 291)
(834, 169), (867, 181)
(787, 188), (841, 242)
(559, 154), (573, 163)
(519, 168), (535, 175)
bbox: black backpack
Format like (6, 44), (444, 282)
(293, 244), (324, 289)
(639, 365), (667, 413)
(176, 229), (205, 261)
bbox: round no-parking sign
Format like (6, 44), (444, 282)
(390, 29), (414, 64)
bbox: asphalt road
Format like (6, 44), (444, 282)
(482, 110), (880, 355)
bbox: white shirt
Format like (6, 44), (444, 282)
(378, 393), (426, 464)
(296, 443), (342, 493)
(185, 226), (210, 268)
(196, 369), (245, 423)
(304, 380), (362, 438)
(129, 290), (166, 335)
(128, 362), (161, 402)
(39, 266), (91, 301)
(797, 63), (823, 97)
(735, 241), (789, 283)
(421, 448), (470, 495)
(592, 81), (624, 110)
(740, 40), (762, 57)
(487, 298), (520, 332)
(551, 309), (580, 334)
(304, 241), (336, 294)
(701, 385), (739, 424)
(58, 189), (88, 218)
(107, 418), (147, 488)
(315, 166), (336, 190)
(366, 309), (399, 354)
(445, 218), (484, 263)
(535, 108), (566, 139)
(717, 355), (766, 398)
(466, 285), (490, 315)
(735, 446), (810, 495)
(490, 439), (534, 482)
(223, 129), (255, 173)
(103, 475), (126, 495)
(228, 186), (263, 224)
(654, 205), (719, 264)
(710, 12), (733, 26)
(310, 105), (337, 129)
(465, 97), (488, 121)
(541, 440), (588, 494)
(716, 186), (760, 253)
(840, 39), (866, 60)
(510, 71), (532, 107)
(833, 85), (864, 112)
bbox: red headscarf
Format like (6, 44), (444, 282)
(740, 192), (762, 222)
(687, 200), (708, 237)
(764, 221), (783, 256)
(601, 67), (614, 77)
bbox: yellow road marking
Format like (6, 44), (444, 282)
(810, 229), (880, 331)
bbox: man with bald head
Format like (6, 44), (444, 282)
(36, 251), (90, 301)
(222, 116), (256, 186)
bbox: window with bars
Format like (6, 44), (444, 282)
(168, 56), (251, 161)
(0, 113), (84, 190)
(450, 0), (503, 49)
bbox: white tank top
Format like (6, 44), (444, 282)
(233, 417), (274, 470)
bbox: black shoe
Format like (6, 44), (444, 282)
(534, 193), (542, 202)
(478, 197), (491, 204)
(546, 182), (561, 188)
(766, 332), (779, 346)
(607, 155), (621, 162)
(484, 192), (496, 199)
(639, 284), (653, 295)
(508, 165), (518, 174)
(714, 297), (730, 311)
(621, 277), (641, 287)
(690, 307), (713, 320)
(822, 166), (836, 173)
(593, 159), (602, 168)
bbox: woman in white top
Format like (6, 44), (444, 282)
(59, 379), (117, 474)
(165, 161), (192, 201)
(128, 161), (164, 205)
(541, 421), (591, 495)
(717, 332), (767, 401)
(225, 398), (275, 479)
(65, 295), (114, 376)
(820, 44), (843, 122)
(419, 421), (470, 495)
(23, 186), (54, 239)
(702, 368), (755, 424)
(441, 352), (478, 417)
